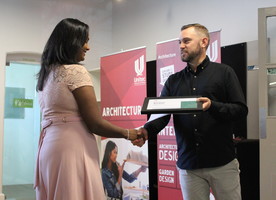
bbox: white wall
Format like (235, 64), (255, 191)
(112, 0), (276, 61)
(0, 0), (112, 70)
(247, 40), (259, 139)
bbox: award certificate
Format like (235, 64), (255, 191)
(141, 96), (203, 114)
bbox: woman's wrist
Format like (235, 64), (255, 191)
(125, 129), (129, 140)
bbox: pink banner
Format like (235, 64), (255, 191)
(156, 31), (221, 200)
(100, 47), (149, 200)
(101, 47), (147, 123)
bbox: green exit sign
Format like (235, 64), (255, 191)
(13, 98), (33, 108)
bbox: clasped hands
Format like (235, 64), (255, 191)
(127, 98), (211, 146)
(127, 128), (148, 147)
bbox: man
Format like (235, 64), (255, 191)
(134, 23), (248, 200)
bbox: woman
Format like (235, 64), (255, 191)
(101, 140), (147, 200)
(34, 18), (138, 200)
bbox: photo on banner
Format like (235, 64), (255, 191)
(100, 47), (149, 200)
(156, 31), (221, 200)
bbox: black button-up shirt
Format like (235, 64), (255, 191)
(144, 56), (248, 170)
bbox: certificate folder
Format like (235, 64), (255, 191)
(141, 96), (203, 114)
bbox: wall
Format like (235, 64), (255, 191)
(112, 0), (276, 61)
(247, 40), (259, 139)
(0, 0), (112, 70)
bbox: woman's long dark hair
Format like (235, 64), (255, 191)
(102, 141), (119, 180)
(36, 18), (89, 91)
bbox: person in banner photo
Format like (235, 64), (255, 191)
(34, 18), (140, 200)
(101, 140), (148, 200)
(133, 23), (248, 200)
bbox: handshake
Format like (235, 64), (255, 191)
(127, 128), (148, 147)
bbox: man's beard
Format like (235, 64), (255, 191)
(181, 45), (202, 63)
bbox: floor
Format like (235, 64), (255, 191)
(3, 184), (35, 200)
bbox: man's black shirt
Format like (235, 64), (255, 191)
(144, 56), (248, 170)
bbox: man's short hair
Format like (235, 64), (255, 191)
(181, 23), (210, 48)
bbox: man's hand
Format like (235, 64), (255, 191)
(132, 127), (148, 147)
(197, 97), (211, 111)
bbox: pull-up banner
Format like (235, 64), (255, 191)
(100, 47), (149, 200)
(156, 31), (221, 200)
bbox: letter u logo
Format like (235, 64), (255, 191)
(207, 40), (218, 62)
(135, 55), (144, 76)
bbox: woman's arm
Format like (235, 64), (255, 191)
(73, 86), (137, 140)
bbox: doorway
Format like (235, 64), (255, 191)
(3, 61), (40, 200)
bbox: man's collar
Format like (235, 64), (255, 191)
(186, 56), (210, 74)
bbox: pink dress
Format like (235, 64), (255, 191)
(34, 64), (105, 200)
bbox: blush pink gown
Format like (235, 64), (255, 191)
(34, 64), (105, 200)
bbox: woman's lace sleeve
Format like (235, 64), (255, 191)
(63, 65), (93, 91)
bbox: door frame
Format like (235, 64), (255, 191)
(258, 6), (276, 200)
